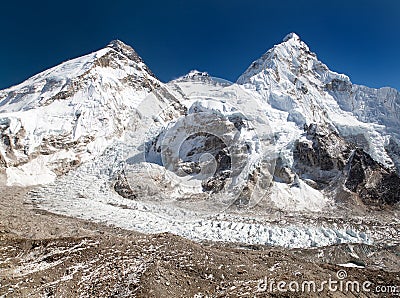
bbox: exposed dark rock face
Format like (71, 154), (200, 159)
(113, 171), (137, 199)
(292, 123), (353, 189)
(289, 123), (400, 207)
(178, 133), (233, 193)
(0, 119), (28, 168)
(345, 148), (400, 206)
(273, 157), (295, 184)
(303, 124), (352, 171)
(385, 137), (400, 174)
(325, 78), (352, 92)
(201, 171), (230, 193)
(0, 153), (6, 168)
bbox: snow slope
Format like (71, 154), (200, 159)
(0, 40), (163, 186)
(237, 33), (395, 170)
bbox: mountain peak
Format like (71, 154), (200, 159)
(173, 70), (232, 86)
(173, 70), (210, 82)
(278, 32), (308, 51)
(282, 32), (301, 42)
(107, 39), (142, 63)
(187, 70), (210, 78)
(107, 39), (128, 47)
(237, 32), (313, 84)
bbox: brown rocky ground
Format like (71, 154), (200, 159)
(0, 182), (399, 297)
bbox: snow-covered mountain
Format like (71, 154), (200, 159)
(237, 32), (400, 207)
(1, 34), (399, 248)
(238, 33), (395, 165)
(0, 40), (176, 185)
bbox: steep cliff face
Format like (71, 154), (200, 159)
(345, 148), (400, 206)
(329, 83), (400, 136)
(290, 123), (400, 207)
(293, 124), (353, 188)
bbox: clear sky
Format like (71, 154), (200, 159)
(0, 0), (399, 90)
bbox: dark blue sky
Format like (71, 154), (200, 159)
(0, 0), (399, 90)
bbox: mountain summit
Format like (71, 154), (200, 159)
(106, 39), (157, 79)
(282, 32), (301, 42)
(107, 39), (138, 59)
